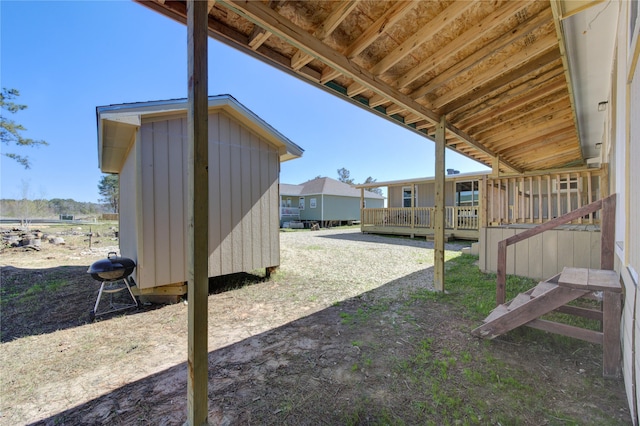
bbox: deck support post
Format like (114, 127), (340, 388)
(434, 115), (446, 292)
(600, 194), (615, 270)
(186, 1), (209, 424)
(603, 290), (622, 378)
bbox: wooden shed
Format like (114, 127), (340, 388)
(96, 95), (303, 295)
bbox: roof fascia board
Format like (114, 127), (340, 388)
(557, 0), (606, 20)
(97, 95), (303, 167)
(550, 0), (585, 163)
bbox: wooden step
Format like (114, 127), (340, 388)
(471, 284), (590, 339)
(507, 293), (532, 310)
(484, 304), (508, 323)
(530, 281), (558, 298)
(558, 267), (621, 293)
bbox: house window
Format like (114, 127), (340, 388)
(310, 198), (317, 208)
(402, 186), (417, 207)
(286, 198), (292, 207)
(299, 197), (305, 210)
(553, 177), (580, 193)
(455, 181), (479, 206)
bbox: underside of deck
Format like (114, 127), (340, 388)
(361, 225), (479, 241)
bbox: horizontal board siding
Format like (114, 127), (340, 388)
(481, 228), (602, 280)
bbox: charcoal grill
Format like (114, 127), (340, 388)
(87, 252), (138, 320)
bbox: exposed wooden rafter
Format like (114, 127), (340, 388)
(137, 0), (583, 173)
(215, 0), (513, 171)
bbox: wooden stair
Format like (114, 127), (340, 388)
(471, 273), (590, 339)
(472, 267), (622, 378)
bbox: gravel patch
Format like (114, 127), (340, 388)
(279, 229), (465, 303)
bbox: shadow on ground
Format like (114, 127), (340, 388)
(29, 264), (630, 425)
(0, 266), (264, 343)
(315, 230), (469, 250)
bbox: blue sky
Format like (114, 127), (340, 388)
(1, 1), (487, 203)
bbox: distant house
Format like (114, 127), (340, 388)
(280, 177), (384, 227)
(356, 171), (489, 240)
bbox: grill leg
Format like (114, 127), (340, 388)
(123, 277), (138, 307)
(93, 282), (106, 314)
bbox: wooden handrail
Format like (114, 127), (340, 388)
(496, 194), (616, 304)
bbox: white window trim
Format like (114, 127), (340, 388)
(402, 186), (417, 207)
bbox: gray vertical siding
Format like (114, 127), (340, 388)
(119, 136), (138, 277)
(132, 111), (280, 289)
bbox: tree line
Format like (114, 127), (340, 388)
(0, 198), (112, 219)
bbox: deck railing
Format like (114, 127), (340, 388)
(362, 206), (479, 230)
(486, 170), (603, 225)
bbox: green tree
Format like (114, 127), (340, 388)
(98, 174), (119, 213)
(363, 176), (383, 196)
(1, 88), (48, 168)
(337, 167), (354, 184)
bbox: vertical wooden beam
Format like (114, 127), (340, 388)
(528, 176), (533, 223)
(600, 194), (616, 270)
(505, 178), (510, 223)
(603, 290), (622, 378)
(577, 173), (583, 223)
(537, 175), (542, 223)
(565, 173), (571, 218)
(587, 171), (593, 223)
(480, 176), (487, 228)
(410, 184), (415, 230)
(496, 240), (507, 304)
(489, 179), (494, 225)
(512, 178), (516, 222)
(187, 1), (209, 424)
(434, 116), (446, 292)
(547, 175), (552, 221)
(556, 174), (561, 218)
(492, 155), (500, 177)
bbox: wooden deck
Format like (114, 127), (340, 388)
(361, 206), (479, 240)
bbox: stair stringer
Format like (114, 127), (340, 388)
(471, 284), (590, 339)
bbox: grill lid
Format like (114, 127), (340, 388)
(88, 252), (135, 281)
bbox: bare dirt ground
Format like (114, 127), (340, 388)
(0, 225), (631, 425)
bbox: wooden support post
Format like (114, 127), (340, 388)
(434, 115), (446, 292)
(496, 240), (507, 304)
(480, 176), (487, 228)
(492, 155), (500, 177)
(537, 175), (542, 223)
(565, 173), (571, 219)
(546, 176), (552, 221)
(600, 194), (616, 270)
(187, 1), (209, 425)
(603, 290), (622, 378)
(587, 171), (593, 223)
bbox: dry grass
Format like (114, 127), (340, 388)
(0, 227), (631, 425)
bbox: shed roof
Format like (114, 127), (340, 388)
(96, 94), (304, 173)
(282, 177), (385, 199)
(137, 1), (617, 175)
